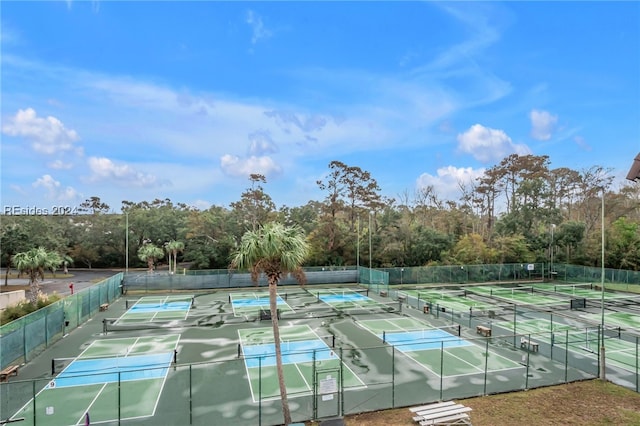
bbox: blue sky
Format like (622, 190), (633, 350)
(2, 1), (639, 213)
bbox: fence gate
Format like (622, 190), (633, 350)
(313, 367), (341, 420)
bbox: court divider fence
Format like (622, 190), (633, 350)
(0, 273), (123, 371)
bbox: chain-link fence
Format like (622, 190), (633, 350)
(0, 273), (123, 371)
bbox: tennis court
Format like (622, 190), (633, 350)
(397, 288), (494, 312)
(230, 291), (294, 316)
(582, 311), (640, 330)
(356, 317), (524, 377)
(312, 288), (383, 310)
(10, 334), (179, 425)
(466, 285), (567, 306)
(116, 294), (194, 324)
(238, 324), (365, 401)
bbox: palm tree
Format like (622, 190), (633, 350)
(13, 247), (61, 304)
(137, 243), (164, 273)
(166, 240), (185, 274)
(231, 222), (309, 425)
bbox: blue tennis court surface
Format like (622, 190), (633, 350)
(380, 329), (471, 352)
(243, 339), (336, 368)
(130, 301), (191, 312)
(233, 295), (286, 307)
(51, 352), (174, 388)
(319, 293), (368, 303)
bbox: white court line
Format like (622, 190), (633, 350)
(74, 382), (108, 425)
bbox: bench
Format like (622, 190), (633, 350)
(476, 325), (491, 337)
(99, 303), (109, 312)
(0, 365), (19, 382)
(520, 337), (539, 352)
(410, 401), (472, 425)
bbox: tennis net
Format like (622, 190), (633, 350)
(52, 352), (176, 375)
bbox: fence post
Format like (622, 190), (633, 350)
(391, 346), (395, 408)
(189, 365), (193, 425)
(483, 338), (489, 395)
(439, 341), (444, 401)
(258, 357), (262, 426)
(564, 330), (569, 383)
(340, 347), (344, 416)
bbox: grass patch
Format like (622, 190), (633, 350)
(311, 380), (640, 426)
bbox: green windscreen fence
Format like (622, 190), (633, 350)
(0, 273), (123, 370)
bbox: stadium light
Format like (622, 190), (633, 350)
(625, 152), (640, 182)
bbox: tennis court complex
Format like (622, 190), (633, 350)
(2, 273), (638, 426)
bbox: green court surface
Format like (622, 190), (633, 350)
(238, 324), (365, 401)
(356, 317), (524, 377)
(11, 335), (180, 426)
(397, 289), (493, 311)
(532, 283), (639, 301)
(582, 311), (640, 330)
(230, 291), (295, 316)
(116, 295), (194, 324)
(466, 285), (566, 306)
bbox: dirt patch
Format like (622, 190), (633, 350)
(309, 380), (640, 426)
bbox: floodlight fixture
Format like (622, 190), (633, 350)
(626, 152), (640, 182)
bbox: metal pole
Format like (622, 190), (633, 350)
(125, 211), (129, 274)
(600, 188), (606, 380)
(550, 224), (555, 278)
(369, 211), (372, 285)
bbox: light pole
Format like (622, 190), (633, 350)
(600, 188), (606, 380)
(550, 224), (556, 279)
(356, 214), (360, 283)
(400, 268), (404, 285)
(125, 211), (129, 274)
(369, 211), (373, 285)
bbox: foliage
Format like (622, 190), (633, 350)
(0, 293), (61, 325)
(1, 155), (639, 272)
(230, 222), (309, 425)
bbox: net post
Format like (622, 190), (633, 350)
(173, 349), (178, 364)
(102, 318), (108, 335)
(51, 358), (55, 375)
(457, 324), (461, 336)
(237, 343), (242, 358)
(383, 331), (386, 344)
(332, 334), (335, 348)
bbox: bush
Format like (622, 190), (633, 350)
(0, 293), (61, 325)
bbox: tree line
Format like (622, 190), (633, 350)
(2, 155), (640, 275)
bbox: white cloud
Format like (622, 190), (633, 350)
(2, 108), (80, 154)
(48, 159), (73, 170)
(457, 124), (530, 163)
(87, 156), (164, 187)
(220, 154), (282, 178)
(246, 10), (272, 45)
(416, 166), (485, 201)
(32, 174), (80, 201)
(530, 109), (558, 141)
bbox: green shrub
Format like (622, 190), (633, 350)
(0, 293), (61, 325)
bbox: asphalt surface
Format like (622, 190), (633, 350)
(1, 268), (122, 296)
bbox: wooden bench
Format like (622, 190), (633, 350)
(0, 365), (19, 382)
(410, 401), (472, 425)
(520, 337), (539, 352)
(476, 325), (491, 337)
(99, 303), (109, 312)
